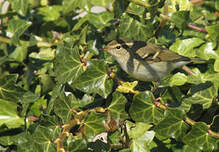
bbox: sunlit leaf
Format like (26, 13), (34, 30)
(6, 18), (32, 45)
(0, 99), (24, 129)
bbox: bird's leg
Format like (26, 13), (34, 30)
(182, 65), (195, 75)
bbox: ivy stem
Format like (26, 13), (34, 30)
(55, 118), (79, 152)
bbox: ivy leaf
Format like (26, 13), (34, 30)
(74, 60), (113, 98)
(129, 91), (164, 124)
(88, 12), (114, 30)
(53, 91), (78, 123)
(55, 46), (84, 84)
(107, 92), (128, 121)
(9, 42), (29, 62)
(182, 82), (218, 109)
(37, 5), (62, 21)
(116, 81), (138, 93)
(183, 122), (218, 151)
(83, 111), (107, 140)
(171, 11), (190, 28)
(126, 121), (155, 152)
(154, 108), (189, 140)
(170, 38), (204, 57)
(206, 24), (219, 41)
(31, 125), (57, 152)
(169, 72), (188, 87)
(210, 115), (219, 132)
(10, 0), (28, 16)
(0, 98), (24, 129)
(0, 75), (26, 103)
(6, 18), (32, 45)
(119, 15), (154, 41)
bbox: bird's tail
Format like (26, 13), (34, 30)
(190, 57), (207, 63)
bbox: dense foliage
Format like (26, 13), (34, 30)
(0, 0), (219, 151)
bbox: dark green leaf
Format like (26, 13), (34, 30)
(119, 15), (154, 41)
(182, 82), (218, 109)
(74, 60), (113, 98)
(154, 108), (189, 140)
(171, 11), (190, 28)
(83, 111), (107, 139)
(0, 75), (26, 103)
(55, 46), (84, 84)
(206, 24), (219, 41)
(183, 122), (218, 151)
(7, 18), (32, 45)
(10, 0), (29, 16)
(129, 91), (164, 124)
(107, 92), (128, 121)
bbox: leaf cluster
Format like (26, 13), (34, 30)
(0, 0), (219, 152)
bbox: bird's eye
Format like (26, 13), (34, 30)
(116, 46), (121, 49)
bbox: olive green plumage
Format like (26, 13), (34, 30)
(104, 38), (204, 81)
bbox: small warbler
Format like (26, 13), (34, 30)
(104, 38), (205, 82)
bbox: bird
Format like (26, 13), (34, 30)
(104, 38), (205, 82)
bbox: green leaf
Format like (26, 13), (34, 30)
(30, 96), (47, 117)
(88, 12), (114, 30)
(9, 41), (29, 62)
(29, 48), (55, 60)
(171, 11), (190, 28)
(170, 38), (204, 57)
(119, 15), (154, 41)
(0, 75), (26, 102)
(169, 72), (187, 87)
(210, 115), (219, 132)
(206, 24), (219, 41)
(53, 91), (78, 123)
(182, 82), (218, 109)
(129, 91), (164, 124)
(55, 46), (84, 84)
(197, 42), (219, 60)
(6, 18), (32, 45)
(74, 60), (113, 98)
(37, 5), (62, 21)
(126, 121), (155, 152)
(216, 0), (219, 11)
(113, 0), (130, 18)
(214, 59), (219, 72)
(126, 121), (152, 139)
(10, 0), (29, 16)
(83, 111), (107, 139)
(31, 125), (57, 152)
(154, 108), (189, 140)
(107, 92), (128, 121)
(67, 138), (87, 151)
(0, 98), (24, 129)
(90, 0), (111, 8)
(183, 122), (218, 151)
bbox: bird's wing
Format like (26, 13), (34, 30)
(136, 43), (190, 63)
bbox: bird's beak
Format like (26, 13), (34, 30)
(103, 46), (109, 51)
